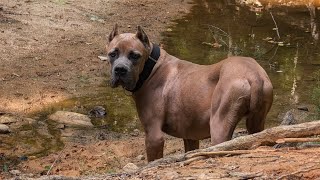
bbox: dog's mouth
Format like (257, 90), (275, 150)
(110, 76), (136, 90)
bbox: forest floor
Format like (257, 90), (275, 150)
(1, 0), (320, 179)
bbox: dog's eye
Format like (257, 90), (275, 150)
(108, 51), (118, 58)
(129, 52), (141, 60)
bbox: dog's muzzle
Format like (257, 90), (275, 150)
(110, 64), (135, 90)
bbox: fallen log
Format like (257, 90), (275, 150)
(183, 149), (276, 166)
(189, 120), (320, 154)
(143, 120), (320, 170)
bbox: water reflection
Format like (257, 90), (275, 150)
(162, 0), (320, 127)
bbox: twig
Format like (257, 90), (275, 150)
(185, 149), (256, 159)
(276, 137), (320, 144)
(268, 45), (279, 63)
(180, 156), (206, 166)
(207, 24), (231, 48)
(228, 172), (263, 179)
(207, 24), (231, 37)
(270, 12), (281, 39)
(47, 150), (63, 175)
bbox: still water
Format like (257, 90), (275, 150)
(162, 0), (320, 127)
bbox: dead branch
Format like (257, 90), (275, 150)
(185, 149), (274, 159)
(142, 120), (320, 170)
(270, 11), (281, 39)
(182, 149), (275, 166)
(276, 137), (320, 144)
(228, 172), (263, 179)
(189, 120), (320, 154)
(180, 156), (206, 166)
(47, 150), (63, 175)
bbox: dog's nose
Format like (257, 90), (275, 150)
(114, 66), (128, 76)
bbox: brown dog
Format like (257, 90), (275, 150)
(105, 25), (273, 162)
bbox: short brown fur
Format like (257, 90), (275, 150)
(105, 26), (273, 162)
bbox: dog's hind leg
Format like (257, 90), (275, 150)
(246, 83), (273, 134)
(209, 80), (250, 145)
(245, 107), (267, 134)
(183, 139), (199, 152)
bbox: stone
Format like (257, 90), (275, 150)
(130, 129), (140, 136)
(18, 155), (28, 161)
(280, 110), (296, 125)
(25, 118), (36, 124)
(297, 106), (309, 111)
(88, 106), (107, 118)
(123, 163), (139, 173)
(136, 155), (145, 161)
(0, 124), (10, 134)
(9, 169), (21, 175)
(48, 111), (93, 127)
(0, 115), (19, 124)
(98, 56), (108, 61)
(56, 124), (66, 129)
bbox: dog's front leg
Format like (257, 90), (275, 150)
(145, 125), (164, 162)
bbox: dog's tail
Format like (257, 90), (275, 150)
(249, 79), (264, 112)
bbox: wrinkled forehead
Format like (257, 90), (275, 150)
(107, 33), (146, 53)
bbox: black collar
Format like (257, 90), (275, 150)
(128, 43), (160, 92)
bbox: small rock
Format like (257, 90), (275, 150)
(123, 163), (139, 173)
(127, 25), (131, 28)
(48, 111), (93, 127)
(25, 118), (36, 124)
(136, 155), (145, 160)
(280, 110), (296, 125)
(89, 15), (99, 21)
(29, 156), (37, 160)
(166, 28), (173, 32)
(18, 155), (28, 161)
(0, 115), (19, 124)
(56, 124), (66, 129)
(297, 106), (309, 111)
(88, 106), (107, 118)
(0, 124), (10, 134)
(98, 56), (108, 61)
(130, 129), (140, 136)
(9, 169), (21, 175)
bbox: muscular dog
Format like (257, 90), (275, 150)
(105, 24), (273, 162)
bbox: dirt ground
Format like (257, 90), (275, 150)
(127, 146), (320, 180)
(0, 0), (190, 114)
(1, 0), (320, 179)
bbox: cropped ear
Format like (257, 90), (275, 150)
(136, 26), (150, 48)
(108, 24), (119, 42)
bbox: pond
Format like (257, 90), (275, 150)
(162, 0), (320, 127)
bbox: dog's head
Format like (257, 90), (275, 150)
(105, 24), (151, 91)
